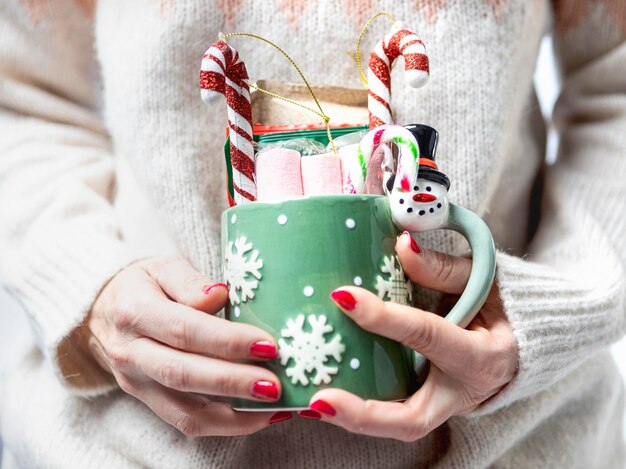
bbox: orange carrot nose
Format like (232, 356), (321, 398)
(413, 193), (437, 202)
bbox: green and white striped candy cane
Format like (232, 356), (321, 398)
(357, 123), (420, 196)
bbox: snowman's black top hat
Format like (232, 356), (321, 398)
(404, 124), (450, 191)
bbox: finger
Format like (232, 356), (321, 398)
(142, 257), (228, 314)
(124, 380), (273, 437)
(131, 293), (278, 360)
(396, 232), (472, 295)
(330, 287), (477, 373)
(129, 338), (282, 402)
(307, 367), (463, 442)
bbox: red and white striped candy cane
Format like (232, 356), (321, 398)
(200, 40), (256, 204)
(368, 28), (430, 128)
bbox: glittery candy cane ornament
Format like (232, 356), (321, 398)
(368, 28), (429, 128)
(200, 40), (256, 204)
(358, 125), (420, 228)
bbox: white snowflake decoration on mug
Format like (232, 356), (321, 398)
(224, 235), (263, 305)
(375, 255), (412, 305)
(278, 314), (345, 386)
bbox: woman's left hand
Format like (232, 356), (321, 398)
(302, 232), (518, 442)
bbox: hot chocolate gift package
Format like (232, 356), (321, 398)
(198, 13), (495, 411)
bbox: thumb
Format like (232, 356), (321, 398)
(396, 232), (472, 295)
(141, 257), (228, 314)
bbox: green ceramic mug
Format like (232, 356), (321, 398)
(222, 195), (495, 411)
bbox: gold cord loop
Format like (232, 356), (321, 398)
(222, 32), (337, 154)
(355, 12), (398, 90)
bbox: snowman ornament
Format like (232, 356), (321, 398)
(379, 124), (451, 233)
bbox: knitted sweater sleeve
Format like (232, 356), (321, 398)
(472, 1), (626, 415)
(0, 2), (139, 395)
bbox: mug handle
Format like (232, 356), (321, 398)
(411, 203), (497, 375)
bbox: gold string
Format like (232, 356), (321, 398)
(222, 32), (337, 154)
(355, 12), (398, 90)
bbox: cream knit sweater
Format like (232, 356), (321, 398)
(1, 0), (625, 467)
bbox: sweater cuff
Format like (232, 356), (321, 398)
(13, 231), (142, 396)
(469, 251), (624, 416)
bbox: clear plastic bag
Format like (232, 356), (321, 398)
(325, 130), (368, 151)
(255, 137), (327, 157)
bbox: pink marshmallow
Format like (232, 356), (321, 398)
(301, 153), (343, 196)
(255, 148), (303, 202)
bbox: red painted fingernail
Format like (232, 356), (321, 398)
(202, 283), (227, 294)
(330, 290), (356, 311)
(309, 399), (336, 416)
(252, 380), (279, 401)
(250, 341), (279, 360)
(298, 410), (321, 420)
(269, 411), (293, 425)
(403, 231), (422, 254)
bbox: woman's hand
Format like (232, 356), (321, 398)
(85, 256), (291, 437)
(303, 233), (518, 442)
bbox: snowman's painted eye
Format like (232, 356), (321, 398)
(437, 203), (442, 208)
(407, 207), (413, 213)
(426, 186), (432, 192)
(399, 198), (404, 204)
(419, 210), (425, 216)
(429, 208), (434, 213)
(414, 186), (419, 191)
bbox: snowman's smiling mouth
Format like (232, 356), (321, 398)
(399, 196), (444, 215)
(412, 193), (437, 203)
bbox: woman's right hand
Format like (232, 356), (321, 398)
(85, 256), (289, 436)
